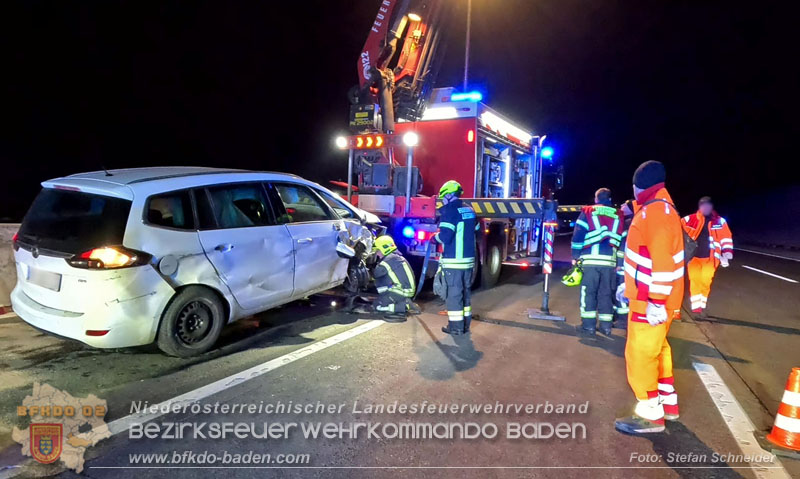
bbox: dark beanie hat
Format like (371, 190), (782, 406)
(633, 161), (666, 189)
(699, 196), (712, 205)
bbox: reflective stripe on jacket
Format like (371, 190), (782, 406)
(374, 252), (416, 297)
(435, 199), (477, 270)
(624, 186), (685, 318)
(571, 204), (624, 267)
(681, 211), (733, 268)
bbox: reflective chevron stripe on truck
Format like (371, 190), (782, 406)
(435, 198), (547, 219)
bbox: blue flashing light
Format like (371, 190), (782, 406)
(450, 91), (483, 102)
(401, 225), (415, 238)
(541, 146), (554, 159)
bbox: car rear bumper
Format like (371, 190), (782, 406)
(11, 285), (167, 348)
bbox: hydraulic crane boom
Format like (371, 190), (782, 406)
(350, 0), (449, 134)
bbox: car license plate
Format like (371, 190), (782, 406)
(27, 267), (62, 292)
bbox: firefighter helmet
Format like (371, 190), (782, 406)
(561, 260), (583, 287)
(373, 235), (398, 255)
(438, 180), (463, 199)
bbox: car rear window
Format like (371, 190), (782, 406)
(17, 188), (132, 255)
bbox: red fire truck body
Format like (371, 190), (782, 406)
(349, 87), (551, 287)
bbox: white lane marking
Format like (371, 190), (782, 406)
(741, 265), (798, 284)
(106, 320), (383, 435)
(736, 248), (800, 263)
(692, 361), (791, 479)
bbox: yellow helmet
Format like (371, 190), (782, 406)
(561, 260), (583, 287)
(438, 180), (463, 199)
(373, 235), (397, 255)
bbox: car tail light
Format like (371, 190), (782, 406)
(86, 330), (110, 336)
(67, 246), (151, 269)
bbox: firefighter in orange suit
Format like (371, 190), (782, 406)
(614, 161), (685, 435)
(681, 197), (733, 318)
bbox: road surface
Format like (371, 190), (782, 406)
(0, 238), (797, 478)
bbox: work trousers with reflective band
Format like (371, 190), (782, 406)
(579, 265), (616, 328)
(444, 267), (473, 325)
(625, 313), (674, 402)
(687, 256), (716, 312)
(375, 291), (409, 314)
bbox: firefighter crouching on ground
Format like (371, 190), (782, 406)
(615, 160), (685, 435)
(613, 200), (634, 329)
(571, 188), (624, 337)
(681, 196), (733, 318)
(371, 235), (417, 322)
(435, 180), (477, 336)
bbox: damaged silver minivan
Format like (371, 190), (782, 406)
(12, 167), (377, 356)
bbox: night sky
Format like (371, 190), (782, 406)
(3, 0), (797, 221)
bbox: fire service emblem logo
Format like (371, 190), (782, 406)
(30, 423), (62, 464)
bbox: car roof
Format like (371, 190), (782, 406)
(41, 167), (311, 200)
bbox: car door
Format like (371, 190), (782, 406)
(266, 182), (347, 298)
(195, 183), (295, 311)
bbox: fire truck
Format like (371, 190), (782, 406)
(336, 0), (559, 288)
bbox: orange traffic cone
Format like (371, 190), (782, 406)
(766, 367), (800, 451)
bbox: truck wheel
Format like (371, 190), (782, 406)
(481, 243), (502, 288)
(157, 286), (225, 357)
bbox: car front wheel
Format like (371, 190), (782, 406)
(157, 286), (225, 357)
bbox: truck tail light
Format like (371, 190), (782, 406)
(467, 129), (475, 143)
(415, 230), (436, 242)
(67, 246), (151, 269)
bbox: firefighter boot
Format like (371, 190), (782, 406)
(442, 321), (464, 336)
(576, 318), (596, 337)
(463, 314), (472, 334)
(615, 398), (666, 435)
(598, 319), (613, 336)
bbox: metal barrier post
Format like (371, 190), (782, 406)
(528, 204), (565, 321)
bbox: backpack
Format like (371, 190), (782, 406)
(638, 199), (697, 264)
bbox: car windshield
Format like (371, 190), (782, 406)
(17, 188), (132, 255)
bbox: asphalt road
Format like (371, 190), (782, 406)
(0, 239), (798, 478)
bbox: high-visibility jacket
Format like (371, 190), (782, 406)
(571, 204), (624, 267)
(374, 252), (416, 298)
(434, 199), (477, 270)
(681, 211), (733, 268)
(623, 186), (685, 320)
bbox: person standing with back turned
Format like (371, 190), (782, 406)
(434, 180), (477, 336)
(615, 161), (685, 434)
(571, 188), (624, 336)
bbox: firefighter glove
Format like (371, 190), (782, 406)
(645, 302), (668, 326)
(720, 256), (730, 268)
(615, 283), (627, 305)
(723, 252), (733, 260)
